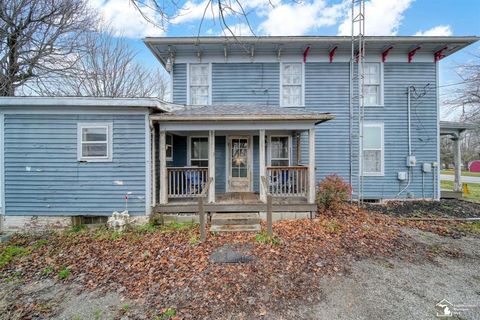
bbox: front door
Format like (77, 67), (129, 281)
(228, 136), (251, 192)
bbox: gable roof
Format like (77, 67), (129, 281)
(152, 104), (334, 124)
(145, 36), (479, 67)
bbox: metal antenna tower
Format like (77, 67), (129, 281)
(349, 0), (365, 203)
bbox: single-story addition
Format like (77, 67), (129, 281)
(0, 97), (332, 231)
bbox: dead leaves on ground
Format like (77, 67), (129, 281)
(1, 206), (424, 318)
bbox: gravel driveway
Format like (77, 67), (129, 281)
(288, 228), (480, 320)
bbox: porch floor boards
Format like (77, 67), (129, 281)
(154, 192), (316, 213)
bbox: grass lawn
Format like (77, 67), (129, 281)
(441, 169), (480, 177)
(441, 180), (480, 202)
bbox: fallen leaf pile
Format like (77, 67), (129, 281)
(1, 206), (424, 318)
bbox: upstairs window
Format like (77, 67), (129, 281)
(281, 63), (302, 107)
(270, 136), (290, 166)
(189, 64), (209, 105)
(190, 137), (208, 167)
(362, 123), (384, 176)
(364, 63), (382, 106)
(77, 123), (112, 162)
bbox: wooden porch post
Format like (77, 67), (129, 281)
(259, 129), (266, 203)
(159, 129), (168, 204)
(453, 136), (462, 192)
(308, 128), (316, 204)
(208, 130), (215, 203)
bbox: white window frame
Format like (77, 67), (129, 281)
(77, 123), (113, 162)
(166, 133), (173, 161)
(280, 62), (304, 107)
(269, 135), (291, 166)
(362, 122), (384, 176)
(187, 136), (209, 167)
(187, 63), (211, 105)
(363, 62), (384, 107)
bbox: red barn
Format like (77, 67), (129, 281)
(469, 160), (480, 172)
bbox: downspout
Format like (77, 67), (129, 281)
(150, 119), (156, 208)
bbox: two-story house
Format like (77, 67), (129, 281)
(0, 36), (477, 230)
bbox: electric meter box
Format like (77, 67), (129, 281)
(406, 155), (416, 167)
(397, 172), (407, 181)
(422, 163), (432, 173)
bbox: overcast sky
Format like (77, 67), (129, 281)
(89, 0), (480, 116)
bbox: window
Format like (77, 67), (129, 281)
(270, 136), (290, 166)
(190, 137), (208, 167)
(362, 123), (384, 175)
(77, 123), (112, 162)
(281, 63), (302, 107)
(364, 63), (382, 106)
(189, 64), (209, 105)
(166, 134), (173, 161)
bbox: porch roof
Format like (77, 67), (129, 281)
(440, 121), (478, 138)
(151, 105), (334, 124)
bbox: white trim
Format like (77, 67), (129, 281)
(209, 62), (212, 105)
(259, 130), (266, 203)
(187, 62), (211, 105)
(160, 121), (317, 131)
(145, 114), (152, 215)
(280, 62), (304, 107)
(362, 122), (385, 176)
(186, 62), (190, 105)
(364, 62), (384, 107)
(0, 113), (4, 217)
(1, 108), (152, 115)
(226, 135), (253, 192)
(166, 133), (173, 161)
(268, 135), (291, 166)
(171, 52), (439, 64)
(208, 130), (215, 203)
(159, 129), (167, 204)
(77, 123), (113, 162)
(188, 135), (209, 166)
(0, 97), (163, 109)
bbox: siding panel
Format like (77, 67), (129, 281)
(212, 63), (280, 105)
(172, 63), (187, 104)
(4, 114), (147, 216)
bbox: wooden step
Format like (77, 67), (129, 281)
(210, 224), (261, 232)
(211, 212), (260, 225)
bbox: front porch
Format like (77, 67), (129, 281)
(151, 105), (334, 215)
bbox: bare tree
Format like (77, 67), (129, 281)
(33, 27), (169, 99)
(0, 0), (97, 96)
(442, 55), (480, 167)
(130, 0), (257, 39)
(444, 54), (480, 121)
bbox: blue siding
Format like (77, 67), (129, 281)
(172, 63), (187, 104)
(170, 60), (438, 200)
(212, 63), (280, 105)
(252, 136), (260, 193)
(304, 63), (353, 185)
(303, 62), (437, 199)
(4, 114), (147, 216)
(215, 136), (226, 193)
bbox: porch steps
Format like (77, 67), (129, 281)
(210, 213), (261, 233)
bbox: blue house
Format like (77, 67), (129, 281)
(0, 36), (478, 228)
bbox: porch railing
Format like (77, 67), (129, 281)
(266, 166), (308, 197)
(167, 167), (209, 198)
